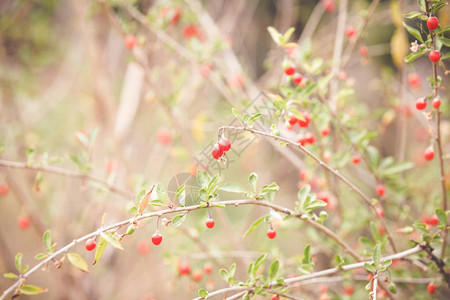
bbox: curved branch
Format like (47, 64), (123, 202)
(0, 159), (133, 198)
(0, 199), (359, 300)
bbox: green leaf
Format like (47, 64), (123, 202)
(249, 173), (258, 193)
(3, 272), (17, 279)
(417, 0), (426, 12)
(197, 170), (210, 187)
(433, 2), (447, 14)
(34, 253), (48, 260)
(402, 22), (423, 43)
(404, 50), (426, 63)
(100, 232), (124, 250)
(261, 182), (279, 194)
(15, 253), (22, 273)
(364, 262), (377, 273)
(219, 183), (249, 194)
(20, 285), (47, 296)
(301, 245), (313, 272)
(172, 214), (186, 227)
(267, 26), (281, 45)
(403, 11), (423, 19)
(268, 260), (279, 281)
(413, 220), (429, 235)
(228, 263), (236, 283)
(248, 113), (262, 124)
(373, 244), (381, 267)
(129, 206), (138, 215)
(67, 253), (89, 273)
(381, 259), (392, 269)
(174, 185), (186, 201)
(231, 108), (242, 122)
(243, 216), (265, 237)
(370, 221), (380, 242)
(42, 230), (52, 250)
(437, 37), (450, 47)
(139, 185), (154, 214)
(282, 27), (295, 44)
(93, 237), (108, 265)
(388, 282), (397, 294)
(397, 226), (414, 234)
(436, 208), (447, 228)
(253, 254), (267, 277)
(381, 161), (414, 175)
(219, 268), (229, 282)
(150, 199), (165, 206)
(198, 288), (208, 298)
(135, 188), (146, 204)
(156, 183), (168, 204)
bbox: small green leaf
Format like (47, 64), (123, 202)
(175, 185), (186, 201)
(267, 26), (281, 45)
(417, 0), (426, 12)
(198, 288), (208, 298)
(436, 208), (447, 228)
(126, 224), (136, 235)
(93, 237), (108, 265)
(243, 216), (265, 237)
(34, 253), (48, 260)
(100, 232), (124, 250)
(249, 173), (258, 193)
(248, 113), (262, 124)
(253, 254), (267, 277)
(197, 170), (210, 187)
(15, 253), (22, 273)
(67, 252), (89, 273)
(397, 226), (414, 234)
(3, 272), (17, 279)
(156, 183), (169, 204)
(129, 206), (138, 215)
(373, 244), (381, 267)
(231, 107), (242, 122)
(364, 262), (377, 273)
(219, 183), (249, 194)
(172, 214), (186, 227)
(403, 11), (423, 19)
(268, 260), (279, 281)
(20, 284), (47, 296)
(101, 213), (106, 225)
(282, 27), (295, 44)
(404, 50), (426, 63)
(381, 259), (392, 269)
(402, 21), (423, 43)
(260, 182), (279, 194)
(219, 268), (229, 282)
(42, 230), (52, 250)
(135, 188), (146, 204)
(388, 282), (397, 294)
(370, 221), (380, 241)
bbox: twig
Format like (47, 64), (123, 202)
(420, 243), (450, 288)
(219, 125), (398, 252)
(0, 199), (358, 300)
(192, 245), (423, 300)
(0, 159), (133, 198)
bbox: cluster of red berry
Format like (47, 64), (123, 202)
(283, 62), (306, 87)
(211, 137), (231, 160)
(178, 261), (213, 282)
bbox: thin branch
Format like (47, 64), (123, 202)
(0, 199), (358, 300)
(0, 159), (133, 198)
(192, 245), (423, 300)
(219, 125), (398, 252)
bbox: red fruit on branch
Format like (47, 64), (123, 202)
(0, 184), (9, 196)
(321, 127), (330, 137)
(407, 73), (421, 88)
(218, 138), (231, 152)
(424, 147), (434, 161)
(124, 35), (138, 50)
(211, 144), (224, 160)
(137, 240), (150, 255)
(151, 232), (163, 245)
(17, 216), (31, 230)
(192, 270), (203, 282)
(352, 156), (360, 164)
(359, 46), (368, 56)
(283, 62), (296, 76)
(322, 0), (335, 12)
(178, 262), (191, 275)
(415, 98), (427, 110)
(288, 113), (298, 125)
(376, 184), (386, 197)
(267, 228), (277, 239)
(427, 282), (436, 294)
(85, 238), (96, 251)
(205, 217), (215, 229)
(203, 263), (213, 274)
(429, 50), (441, 62)
(343, 285), (354, 295)
(271, 296), (279, 300)
(297, 112), (310, 128)
(429, 215), (439, 226)
(427, 16), (439, 31)
(293, 73), (303, 85)
(432, 98), (441, 109)
(345, 27), (356, 38)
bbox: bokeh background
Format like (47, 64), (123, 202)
(1, 0), (449, 299)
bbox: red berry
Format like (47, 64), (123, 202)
(211, 144), (224, 160)
(178, 262), (191, 275)
(407, 73), (421, 88)
(346, 27), (356, 38)
(343, 285), (354, 295)
(151, 232), (162, 245)
(319, 285), (328, 294)
(321, 127), (330, 137)
(293, 73), (303, 85)
(376, 184), (386, 197)
(297, 112), (310, 128)
(427, 16), (439, 31)
(305, 133), (315, 145)
(205, 217), (215, 229)
(415, 98), (427, 110)
(352, 156), (360, 164)
(137, 240), (150, 255)
(85, 238), (96, 251)
(17, 216), (30, 230)
(432, 98), (441, 108)
(283, 64), (296, 76)
(288, 113), (298, 125)
(322, 0), (335, 12)
(157, 129), (172, 145)
(429, 50), (441, 62)
(267, 228), (276, 239)
(0, 184), (9, 196)
(299, 170), (308, 180)
(424, 147), (435, 161)
(271, 296), (279, 300)
(317, 193), (329, 205)
(297, 137), (307, 146)
(203, 263), (213, 274)
(359, 46), (368, 56)
(183, 25), (201, 39)
(218, 138), (231, 152)
(192, 269), (203, 282)
(429, 214), (439, 226)
(377, 209), (385, 218)
(427, 282), (436, 294)
(124, 35), (137, 50)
